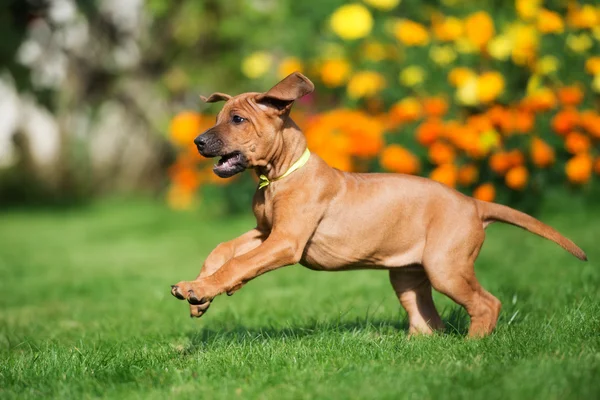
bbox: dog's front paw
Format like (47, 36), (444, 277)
(170, 279), (219, 314)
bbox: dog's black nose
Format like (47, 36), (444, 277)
(194, 135), (205, 149)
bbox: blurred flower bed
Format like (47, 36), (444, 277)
(168, 0), (600, 210)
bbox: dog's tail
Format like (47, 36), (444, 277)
(475, 200), (587, 261)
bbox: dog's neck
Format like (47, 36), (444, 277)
(255, 117), (307, 181)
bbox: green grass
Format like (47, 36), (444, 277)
(0, 198), (599, 399)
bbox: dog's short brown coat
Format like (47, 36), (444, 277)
(171, 73), (586, 337)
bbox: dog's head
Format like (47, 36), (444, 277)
(194, 72), (314, 178)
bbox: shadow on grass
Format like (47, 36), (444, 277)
(183, 306), (470, 352)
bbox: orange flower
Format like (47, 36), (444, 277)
(505, 166), (529, 190)
(305, 110), (383, 168)
(579, 110), (600, 139)
(168, 163), (200, 191)
(565, 153), (592, 184)
(537, 9), (564, 34)
(521, 88), (557, 112)
(498, 109), (534, 135)
(169, 111), (205, 146)
(380, 144), (420, 175)
(416, 119), (444, 146)
(551, 108), (579, 135)
(467, 114), (493, 133)
(464, 11), (495, 49)
(430, 164), (458, 187)
(489, 150), (523, 175)
(557, 86), (584, 106)
(507, 149), (525, 167)
(567, 3), (599, 29)
(585, 57), (600, 75)
(564, 131), (591, 154)
(389, 98), (422, 125)
(320, 58), (351, 87)
(449, 124), (486, 158)
(458, 164), (479, 186)
(530, 138), (555, 168)
(428, 141), (456, 165)
(423, 97), (449, 118)
(473, 183), (496, 202)
(394, 20), (430, 46)
(515, 110), (535, 133)
(487, 105), (508, 127)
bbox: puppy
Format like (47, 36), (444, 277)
(171, 72), (586, 337)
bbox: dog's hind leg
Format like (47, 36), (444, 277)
(422, 226), (501, 337)
(389, 268), (444, 335)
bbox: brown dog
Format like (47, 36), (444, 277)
(171, 72), (587, 337)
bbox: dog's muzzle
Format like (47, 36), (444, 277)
(193, 131), (248, 178)
(194, 131), (223, 157)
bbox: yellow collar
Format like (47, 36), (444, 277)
(258, 148), (311, 190)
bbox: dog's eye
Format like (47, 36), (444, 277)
(232, 115), (245, 124)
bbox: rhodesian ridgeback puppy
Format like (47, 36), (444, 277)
(171, 72), (587, 337)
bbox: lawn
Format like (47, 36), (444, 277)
(0, 197), (598, 399)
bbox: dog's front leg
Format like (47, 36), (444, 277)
(171, 233), (302, 312)
(175, 228), (266, 317)
(197, 228), (266, 279)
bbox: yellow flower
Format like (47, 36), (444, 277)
(464, 11), (495, 49)
(320, 58), (351, 87)
(399, 66), (426, 87)
(516, 0), (541, 21)
(510, 23), (538, 66)
(535, 55), (559, 76)
(487, 35), (513, 61)
(394, 20), (430, 46)
(456, 76), (478, 106)
(479, 129), (501, 153)
(363, 0), (401, 11)
(429, 45), (457, 66)
(361, 41), (387, 62)
(277, 57), (303, 80)
(593, 25), (600, 41)
(241, 52), (272, 79)
(330, 4), (373, 40)
(525, 74), (542, 95)
(537, 9), (564, 34)
(455, 37), (478, 54)
(477, 72), (505, 103)
(432, 15), (463, 42)
(448, 67), (475, 87)
(347, 71), (386, 99)
(566, 33), (593, 54)
(585, 57), (600, 75)
(593, 74), (600, 94)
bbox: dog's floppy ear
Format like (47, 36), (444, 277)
(255, 72), (314, 113)
(200, 92), (232, 103)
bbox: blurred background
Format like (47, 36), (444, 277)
(1, 0), (599, 212)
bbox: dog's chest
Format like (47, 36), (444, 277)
(252, 190), (274, 229)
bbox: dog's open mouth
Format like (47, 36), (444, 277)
(213, 151), (248, 178)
